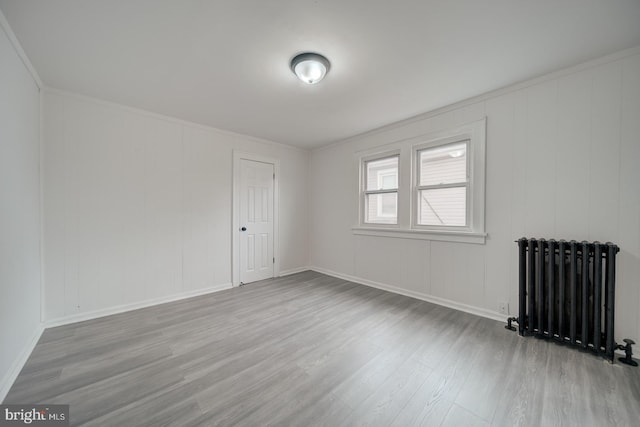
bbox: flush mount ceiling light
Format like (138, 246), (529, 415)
(290, 52), (330, 84)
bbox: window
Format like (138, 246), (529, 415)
(363, 155), (398, 224)
(355, 119), (486, 244)
(416, 141), (469, 227)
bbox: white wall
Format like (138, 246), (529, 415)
(310, 48), (640, 342)
(0, 22), (42, 399)
(43, 90), (309, 322)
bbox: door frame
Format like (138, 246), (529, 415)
(232, 151), (280, 286)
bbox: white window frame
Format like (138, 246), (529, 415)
(353, 119), (486, 244)
(413, 138), (471, 231)
(360, 151), (400, 227)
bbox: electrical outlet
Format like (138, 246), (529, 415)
(498, 301), (509, 315)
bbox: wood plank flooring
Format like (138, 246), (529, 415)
(5, 271), (640, 426)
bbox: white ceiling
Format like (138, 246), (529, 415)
(1, 1), (640, 148)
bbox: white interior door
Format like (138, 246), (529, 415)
(239, 159), (274, 284)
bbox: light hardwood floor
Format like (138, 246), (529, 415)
(5, 271), (640, 426)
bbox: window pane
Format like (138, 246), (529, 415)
(365, 192), (397, 224)
(419, 142), (467, 186)
(418, 187), (466, 226)
(366, 156), (398, 191)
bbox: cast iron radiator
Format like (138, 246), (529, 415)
(506, 238), (636, 365)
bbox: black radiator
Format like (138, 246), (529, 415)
(507, 238), (635, 365)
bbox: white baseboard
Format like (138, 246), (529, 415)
(309, 266), (506, 323)
(279, 266), (311, 277)
(0, 324), (44, 403)
(45, 283), (233, 328)
(309, 267), (637, 360)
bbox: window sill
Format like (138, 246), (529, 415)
(352, 226), (487, 244)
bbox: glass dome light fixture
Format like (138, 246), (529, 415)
(291, 52), (330, 84)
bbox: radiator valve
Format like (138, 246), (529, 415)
(505, 317), (518, 331)
(617, 339), (638, 367)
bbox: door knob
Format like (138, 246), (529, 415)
(240, 227), (247, 231)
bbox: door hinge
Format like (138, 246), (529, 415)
(273, 173), (275, 180)
(273, 257), (275, 263)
